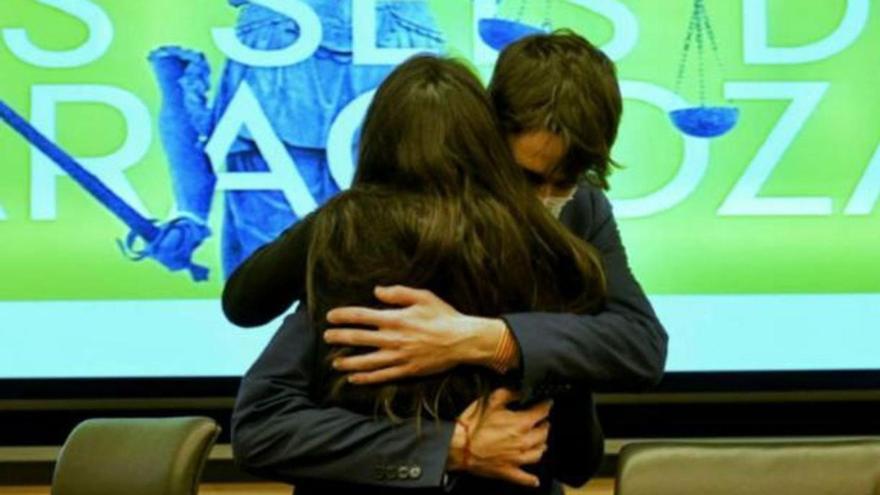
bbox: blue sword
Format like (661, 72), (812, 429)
(0, 99), (210, 281)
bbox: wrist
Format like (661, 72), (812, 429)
(458, 316), (508, 367)
(446, 421), (469, 471)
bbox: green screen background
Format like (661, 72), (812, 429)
(1, 0), (878, 301)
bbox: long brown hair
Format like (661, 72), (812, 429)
(307, 55), (607, 421)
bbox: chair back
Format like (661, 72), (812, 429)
(52, 416), (221, 495)
(616, 439), (880, 495)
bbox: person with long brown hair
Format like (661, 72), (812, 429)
(235, 54), (606, 494)
(232, 31), (667, 494)
(297, 30), (664, 398)
(307, 50), (607, 419)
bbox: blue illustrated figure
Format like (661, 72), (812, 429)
(0, 100), (211, 281)
(150, 0), (445, 279)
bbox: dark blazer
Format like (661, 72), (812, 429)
(229, 185), (668, 493)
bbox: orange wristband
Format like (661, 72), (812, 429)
(489, 326), (517, 374)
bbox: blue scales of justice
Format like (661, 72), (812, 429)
(479, 0), (553, 51)
(669, 0), (739, 138)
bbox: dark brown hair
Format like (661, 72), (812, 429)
(489, 29), (623, 190)
(307, 55), (607, 422)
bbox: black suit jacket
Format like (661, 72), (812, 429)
(229, 186), (668, 493)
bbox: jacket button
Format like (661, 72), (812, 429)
(409, 465), (422, 479)
(374, 465), (386, 481)
(385, 465), (398, 480)
(398, 465), (410, 479)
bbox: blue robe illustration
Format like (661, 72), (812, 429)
(149, 0), (444, 279)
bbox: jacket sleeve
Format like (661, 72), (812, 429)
(503, 188), (668, 395)
(222, 214), (314, 328)
(231, 309), (456, 488)
(542, 388), (604, 487)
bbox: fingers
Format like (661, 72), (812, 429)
(521, 421), (550, 450)
(323, 328), (395, 348)
(374, 285), (435, 306)
(332, 350), (402, 372)
(488, 387), (521, 408)
(524, 400), (553, 425)
(499, 467), (541, 488)
(347, 366), (409, 385)
(516, 444), (548, 465)
(326, 306), (400, 328)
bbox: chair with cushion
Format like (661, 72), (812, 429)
(616, 439), (880, 495)
(52, 416), (221, 495)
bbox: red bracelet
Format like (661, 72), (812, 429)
(455, 419), (471, 469)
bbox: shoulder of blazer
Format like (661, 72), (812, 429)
(560, 185), (605, 237)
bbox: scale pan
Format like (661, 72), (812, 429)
(478, 18), (547, 51)
(669, 106), (738, 138)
